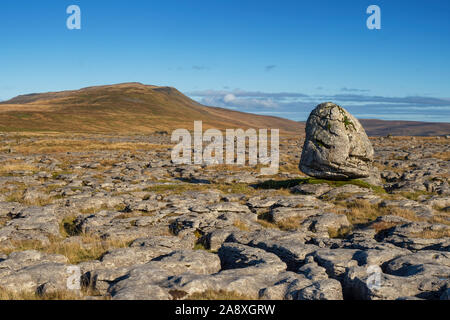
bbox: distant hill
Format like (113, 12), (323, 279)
(294, 118), (450, 137)
(0, 83), (303, 134)
(359, 119), (450, 136)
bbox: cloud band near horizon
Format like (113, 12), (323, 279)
(187, 89), (450, 122)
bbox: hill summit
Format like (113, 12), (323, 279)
(0, 83), (303, 134)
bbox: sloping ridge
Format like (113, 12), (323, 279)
(359, 119), (450, 136)
(0, 83), (303, 134)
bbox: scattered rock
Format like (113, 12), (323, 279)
(0, 132), (448, 300)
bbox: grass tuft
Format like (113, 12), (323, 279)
(187, 290), (255, 300)
(334, 199), (418, 225)
(0, 235), (131, 264)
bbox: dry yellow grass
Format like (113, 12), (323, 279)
(0, 234), (130, 264)
(232, 219), (250, 231)
(206, 164), (252, 172)
(276, 217), (303, 231)
(335, 199), (419, 225)
(2, 186), (59, 206)
(12, 139), (170, 155)
(99, 159), (118, 167)
(328, 225), (353, 238)
(0, 83), (303, 134)
(256, 219), (278, 229)
(0, 284), (109, 300)
(24, 196), (58, 206)
(79, 204), (113, 215)
(373, 162), (405, 174)
(0, 104), (57, 113)
(429, 207), (450, 225)
(378, 136), (450, 147)
(279, 161), (301, 174)
(4, 189), (25, 203)
(411, 227), (450, 239)
(334, 199), (450, 238)
(0, 288), (85, 300)
(187, 290), (255, 300)
(433, 204), (450, 213)
(256, 211), (305, 231)
(432, 151), (450, 161)
(371, 221), (401, 233)
(0, 161), (38, 175)
(398, 191), (433, 201)
(142, 181), (263, 196)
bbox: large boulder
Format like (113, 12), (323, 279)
(300, 102), (374, 180)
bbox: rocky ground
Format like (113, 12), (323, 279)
(0, 132), (448, 300)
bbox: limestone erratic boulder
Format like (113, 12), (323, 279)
(300, 102), (374, 180)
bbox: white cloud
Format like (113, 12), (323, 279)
(223, 93), (236, 103)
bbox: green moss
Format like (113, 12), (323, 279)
(143, 181), (256, 195)
(334, 105), (356, 131)
(51, 171), (73, 179)
(214, 183), (256, 194)
(316, 139), (325, 147)
(399, 190), (433, 201)
(193, 243), (207, 250)
(193, 242), (217, 253)
(187, 290), (253, 300)
(143, 183), (196, 193)
(254, 178), (386, 194)
(60, 216), (79, 237)
(328, 225), (353, 239)
(342, 116), (356, 131)
(194, 229), (203, 239)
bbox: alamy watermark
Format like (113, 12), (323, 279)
(66, 5), (81, 30)
(66, 266), (81, 290)
(171, 121), (279, 175)
(66, 5), (379, 31)
(366, 5), (381, 30)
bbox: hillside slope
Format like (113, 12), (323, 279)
(359, 119), (450, 136)
(0, 83), (303, 134)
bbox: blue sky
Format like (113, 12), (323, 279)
(0, 0), (449, 121)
